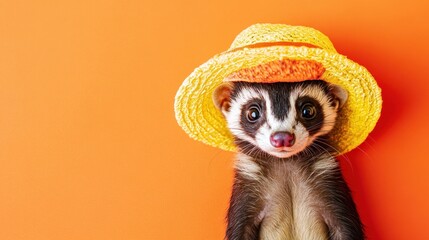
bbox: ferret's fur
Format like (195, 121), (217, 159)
(213, 81), (364, 240)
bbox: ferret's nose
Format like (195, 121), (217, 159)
(270, 132), (295, 148)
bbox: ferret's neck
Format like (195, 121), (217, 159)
(233, 136), (338, 182)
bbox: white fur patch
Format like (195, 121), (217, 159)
(311, 157), (338, 179)
(234, 153), (261, 180)
(225, 87), (260, 145)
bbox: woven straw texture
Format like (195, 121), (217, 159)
(174, 23), (382, 155)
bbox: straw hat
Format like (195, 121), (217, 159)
(174, 23), (382, 155)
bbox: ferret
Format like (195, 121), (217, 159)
(213, 80), (364, 240)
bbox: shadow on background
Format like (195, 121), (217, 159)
(333, 34), (410, 239)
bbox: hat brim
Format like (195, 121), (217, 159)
(175, 45), (382, 155)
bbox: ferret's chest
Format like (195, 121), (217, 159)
(257, 161), (330, 240)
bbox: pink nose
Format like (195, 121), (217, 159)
(270, 132), (295, 148)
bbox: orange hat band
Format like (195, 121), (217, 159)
(224, 59), (326, 83)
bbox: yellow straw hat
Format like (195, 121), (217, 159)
(174, 23), (382, 155)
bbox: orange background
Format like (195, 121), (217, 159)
(1, 0), (429, 239)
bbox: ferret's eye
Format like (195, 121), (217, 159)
(301, 103), (317, 120)
(246, 105), (261, 122)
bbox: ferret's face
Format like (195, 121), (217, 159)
(213, 81), (347, 159)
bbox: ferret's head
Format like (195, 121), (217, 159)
(213, 80), (347, 159)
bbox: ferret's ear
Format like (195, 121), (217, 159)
(329, 84), (348, 110)
(213, 83), (233, 116)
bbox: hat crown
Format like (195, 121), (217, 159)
(228, 23), (337, 52)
